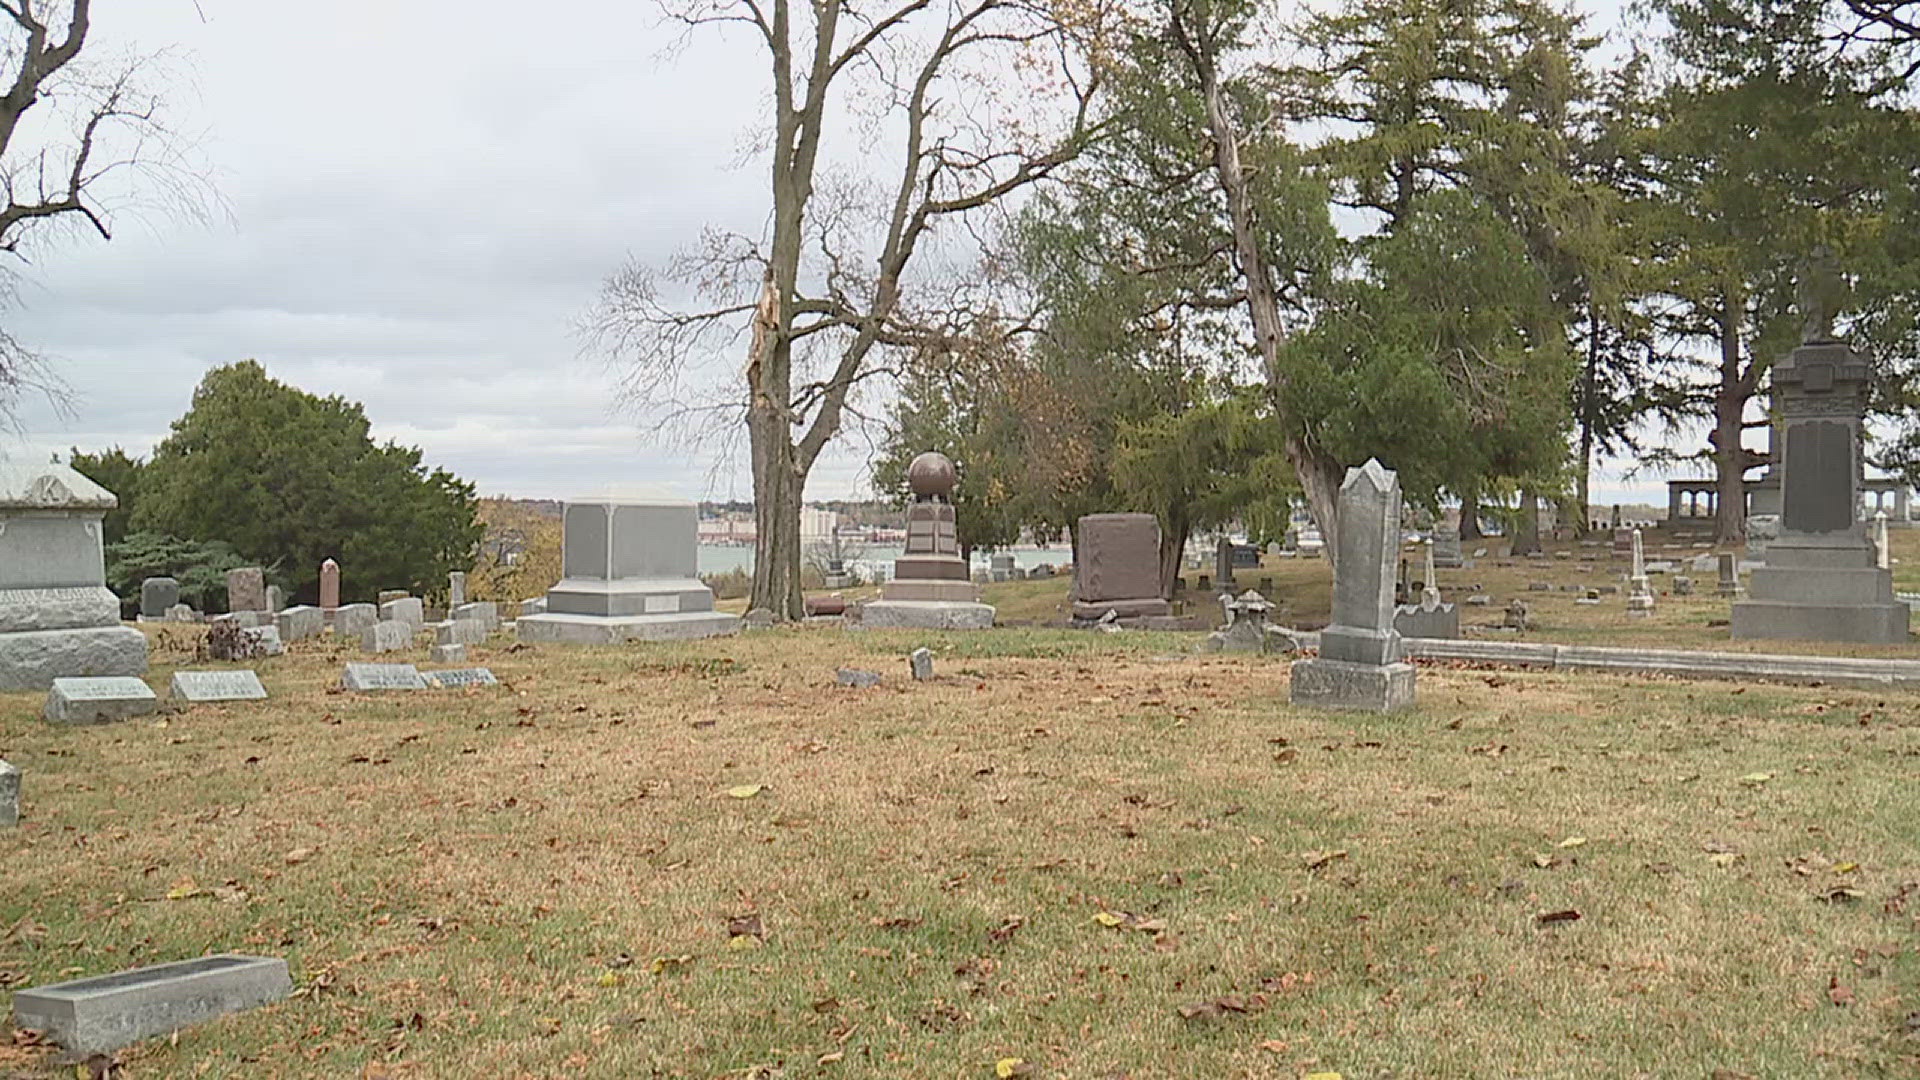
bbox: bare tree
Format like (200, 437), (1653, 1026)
(588, 0), (1111, 620)
(0, 0), (206, 427)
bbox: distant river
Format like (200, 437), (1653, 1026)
(697, 544), (1071, 577)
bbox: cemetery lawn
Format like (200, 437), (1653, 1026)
(4, 627), (1920, 1078)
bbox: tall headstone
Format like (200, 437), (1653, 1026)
(138, 577), (179, 620)
(1393, 538), (1459, 639)
(448, 571), (467, 607)
(1717, 553), (1742, 598)
(1731, 315), (1908, 642)
(1290, 460), (1416, 711)
(225, 568), (267, 614)
(1214, 536), (1237, 589)
(1071, 513), (1171, 622)
(1874, 509), (1890, 570)
(860, 453), (996, 630)
(516, 500), (740, 642)
(1626, 528), (1655, 617)
(319, 558), (340, 612)
(0, 463), (148, 691)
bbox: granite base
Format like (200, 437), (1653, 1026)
(1289, 658), (1416, 712)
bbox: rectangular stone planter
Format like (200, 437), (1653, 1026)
(12, 954), (291, 1054)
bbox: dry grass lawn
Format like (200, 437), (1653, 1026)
(3, 620), (1920, 1078)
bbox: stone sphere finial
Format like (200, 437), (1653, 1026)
(906, 451), (958, 500)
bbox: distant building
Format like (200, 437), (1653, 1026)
(801, 506), (839, 542)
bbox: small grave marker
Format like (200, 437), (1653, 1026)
(169, 670), (267, 703)
(424, 667), (497, 689)
(11, 954), (291, 1055)
(341, 662), (427, 692)
(44, 676), (157, 725)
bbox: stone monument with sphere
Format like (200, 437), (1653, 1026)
(0, 462), (148, 690)
(860, 452), (995, 630)
(515, 499), (740, 643)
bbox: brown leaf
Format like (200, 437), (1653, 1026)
(284, 847), (316, 866)
(1304, 849), (1349, 871)
(1535, 909), (1582, 925)
(1827, 975), (1854, 1007)
(726, 913), (764, 940)
(987, 917), (1025, 944)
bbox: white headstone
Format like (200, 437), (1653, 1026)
(169, 670), (268, 703)
(44, 676), (158, 725)
(341, 662), (427, 691)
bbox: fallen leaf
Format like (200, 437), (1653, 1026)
(1833, 861), (1859, 874)
(649, 954), (693, 975)
(994, 1058), (1031, 1078)
(1093, 912), (1125, 928)
(1739, 772), (1774, 785)
(1821, 886), (1864, 903)
(1707, 853), (1740, 868)
(726, 934), (763, 951)
(818, 1051), (844, 1065)
(726, 785), (764, 799)
(1556, 836), (1587, 849)
(284, 847), (315, 866)
(596, 971), (624, 987)
(1258, 1039), (1289, 1053)
(1304, 1074), (1344, 1080)
(1828, 975), (1854, 1006)
(163, 878), (202, 901)
(1535, 909), (1582, 925)
(1304, 849), (1349, 870)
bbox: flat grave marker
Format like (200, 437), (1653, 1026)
(342, 662), (427, 692)
(169, 670), (267, 703)
(424, 667), (497, 689)
(11, 954), (291, 1055)
(44, 676), (157, 725)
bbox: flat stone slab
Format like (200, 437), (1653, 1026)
(1400, 638), (1920, 692)
(514, 611), (740, 644)
(423, 667), (497, 689)
(855, 600), (996, 631)
(44, 677), (157, 725)
(169, 670), (267, 703)
(0, 585), (122, 634)
(1289, 657), (1416, 712)
(12, 954), (292, 1055)
(0, 625), (149, 692)
(342, 662), (427, 691)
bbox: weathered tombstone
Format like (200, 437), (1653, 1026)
(1202, 590), (1297, 654)
(435, 618), (486, 647)
(0, 759), (16, 826)
(362, 620), (411, 654)
(451, 601), (499, 633)
(1504, 599), (1532, 630)
(212, 610), (270, 630)
(424, 667), (496, 688)
(909, 647), (934, 681)
(1393, 539), (1460, 640)
(1716, 553), (1743, 598)
(168, 670), (268, 703)
(377, 589), (409, 605)
(165, 603), (194, 623)
(0, 462), (148, 691)
(1430, 527), (1465, 569)
(429, 643), (467, 664)
(264, 585), (284, 615)
(1731, 312), (1908, 641)
(836, 667), (882, 688)
(743, 607), (775, 629)
(1290, 460), (1416, 711)
(1214, 536), (1237, 589)
(242, 625), (285, 657)
(858, 453), (996, 630)
(1627, 528), (1655, 617)
(448, 571), (467, 607)
(517, 500), (741, 642)
(1071, 513), (1171, 622)
(1874, 510), (1890, 570)
(1612, 528), (1634, 559)
(990, 553), (1016, 583)
(43, 677), (157, 725)
(1673, 575), (1696, 596)
(11, 955), (292, 1056)
(341, 662), (427, 691)
(139, 578), (179, 621)
(380, 596), (424, 630)
(335, 603), (378, 637)
(275, 605), (324, 644)
(226, 568), (267, 614)
(319, 558), (340, 612)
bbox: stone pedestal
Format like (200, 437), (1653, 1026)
(516, 500), (739, 643)
(1070, 513), (1171, 622)
(1292, 460), (1416, 712)
(0, 464), (147, 691)
(859, 453), (995, 631)
(1732, 341), (1908, 643)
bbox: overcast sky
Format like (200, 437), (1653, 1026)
(1, 0), (1675, 506)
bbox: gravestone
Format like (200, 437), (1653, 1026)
(362, 620), (411, 654)
(275, 605), (324, 644)
(451, 601), (499, 633)
(1393, 538), (1460, 640)
(1612, 528), (1634, 558)
(1731, 323), (1908, 642)
(436, 618), (486, 647)
(836, 667), (882, 688)
(1627, 528), (1655, 617)
(1202, 590), (1298, 654)
(1070, 513), (1171, 622)
(11, 955), (291, 1055)
(1290, 460), (1416, 711)
(0, 463), (148, 691)
(335, 603), (378, 637)
(1716, 554), (1742, 598)
(516, 500), (741, 642)
(990, 553), (1015, 583)
(341, 662), (427, 691)
(429, 643), (467, 664)
(1673, 575), (1696, 596)
(225, 568), (267, 613)
(448, 571), (467, 607)
(169, 670), (268, 703)
(1874, 510), (1890, 570)
(519, 597), (546, 617)
(319, 558), (340, 612)
(241, 625), (285, 657)
(1430, 527), (1465, 569)
(1214, 537), (1237, 589)
(859, 452), (996, 630)
(165, 603), (194, 623)
(0, 759), (16, 826)
(43, 677), (157, 725)
(265, 585), (283, 615)
(139, 578), (178, 621)
(212, 610), (269, 629)
(379, 596), (424, 630)
(909, 648), (933, 681)
(424, 667), (497, 688)
(377, 589), (410, 605)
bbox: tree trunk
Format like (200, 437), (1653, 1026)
(1511, 488), (1541, 555)
(1157, 511), (1190, 599)
(1713, 309), (1749, 544)
(1575, 305), (1601, 537)
(747, 406), (806, 620)
(1459, 487), (1482, 541)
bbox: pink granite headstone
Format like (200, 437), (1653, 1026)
(319, 558), (340, 611)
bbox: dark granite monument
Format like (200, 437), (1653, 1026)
(1071, 513), (1171, 622)
(1731, 278), (1908, 643)
(861, 453), (995, 629)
